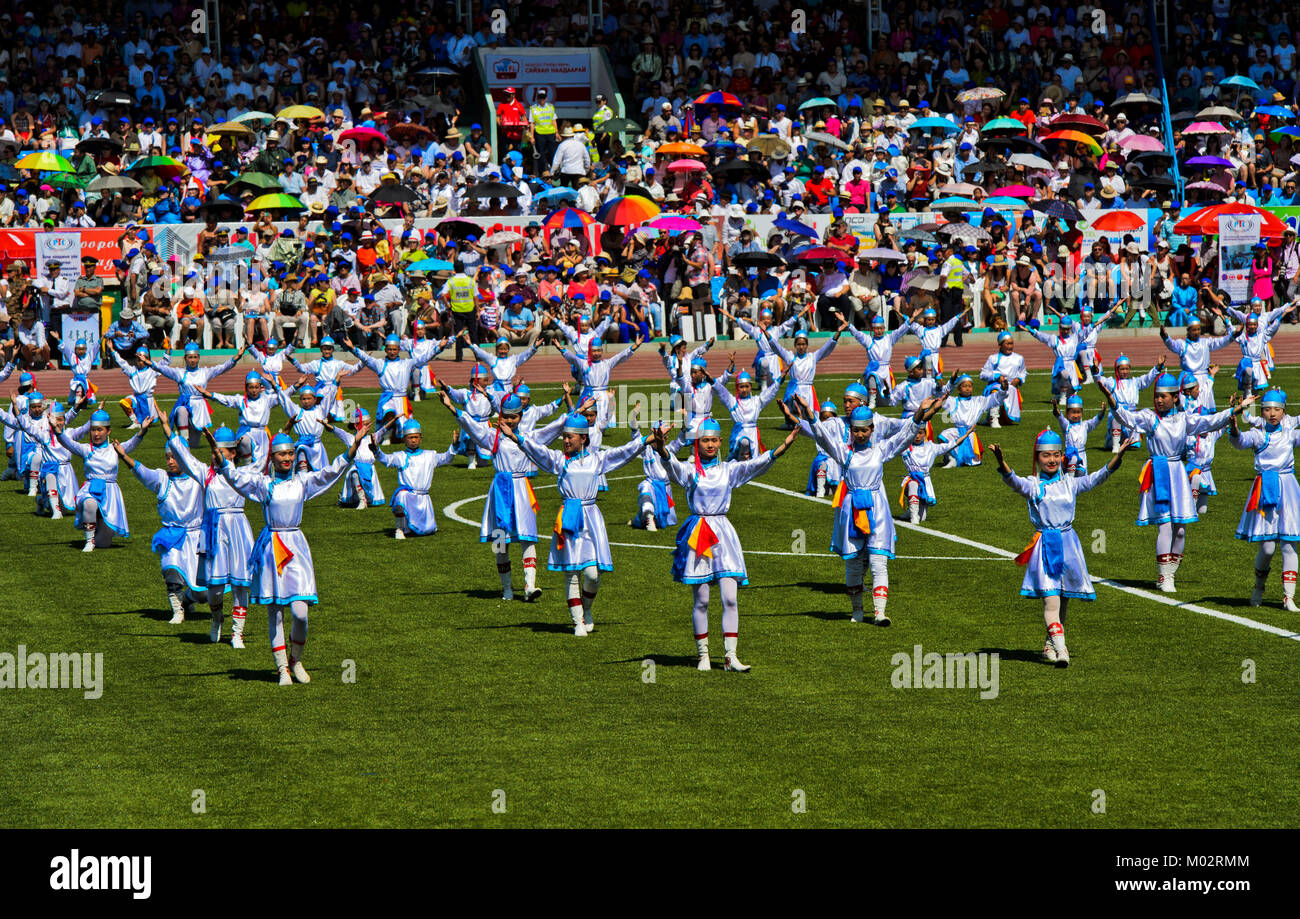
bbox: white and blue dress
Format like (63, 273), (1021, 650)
(131, 460), (206, 591)
(168, 435), (254, 591)
(1002, 466), (1114, 599)
(376, 441), (458, 535)
(1230, 420), (1300, 543)
(1111, 404), (1234, 526)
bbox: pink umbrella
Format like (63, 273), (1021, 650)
(993, 184), (1036, 197)
(1118, 134), (1165, 151)
(648, 215), (702, 230)
(1183, 121), (1231, 135)
(339, 126), (387, 147)
(1185, 180), (1228, 193)
(666, 158), (706, 172)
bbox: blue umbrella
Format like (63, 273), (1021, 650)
(1184, 155), (1233, 168)
(406, 258), (454, 272)
(704, 140), (745, 154)
(534, 187), (578, 205)
(910, 116), (960, 133)
(774, 217), (819, 238)
(1271, 126), (1300, 138)
(1220, 74), (1261, 91)
(1256, 105), (1293, 118)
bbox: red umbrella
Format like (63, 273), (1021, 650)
(1048, 113), (1106, 133)
(796, 246), (848, 261)
(1090, 211), (1146, 232)
(1174, 203), (1288, 237)
(339, 126), (387, 148)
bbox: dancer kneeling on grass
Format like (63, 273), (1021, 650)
(786, 396), (944, 624)
(1096, 374), (1254, 593)
(373, 416), (457, 539)
(978, 331), (1026, 427)
(629, 420), (682, 531)
(1, 397), (81, 519)
(1228, 389), (1300, 611)
(121, 422), (206, 627)
(329, 408), (385, 509)
(216, 425), (367, 685)
(498, 411), (649, 637)
(439, 388), (544, 600)
(160, 418), (255, 646)
(989, 429), (1135, 667)
(938, 374), (1007, 468)
(56, 409), (151, 551)
(649, 418), (799, 669)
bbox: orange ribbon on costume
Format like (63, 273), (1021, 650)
(1138, 459), (1153, 492)
(525, 478), (540, 514)
(688, 517), (719, 559)
(1245, 475), (1265, 516)
(1014, 531), (1040, 566)
(272, 533), (294, 575)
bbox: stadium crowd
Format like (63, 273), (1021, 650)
(4, 0), (1300, 369)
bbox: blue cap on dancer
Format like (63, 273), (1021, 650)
(402, 419), (422, 435)
(760, 309), (773, 320)
(90, 410), (112, 427)
(696, 418), (722, 436)
(496, 336), (510, 346)
(794, 330), (809, 341)
(821, 400), (838, 414)
(28, 391), (43, 402)
(953, 374), (971, 386)
(184, 342), (200, 354)
(691, 356), (707, 368)
(353, 407), (370, 423)
(669, 335), (684, 347)
(1115, 353), (1130, 366)
(500, 394), (523, 414)
(1263, 389), (1287, 405)
(590, 337), (603, 349)
(871, 314), (884, 326)
(1059, 315), (1073, 329)
(904, 355), (921, 370)
(18, 372), (33, 386)
(922, 308), (937, 318)
(562, 413), (590, 434)
(849, 406), (874, 429)
(320, 336), (335, 347)
(471, 363), (487, 381)
(385, 334), (400, 345)
(270, 433), (295, 452)
(212, 425), (238, 447)
(1179, 372), (1197, 390)
(49, 401), (65, 417)
(245, 371), (262, 384)
(1154, 373), (1181, 393)
(997, 331), (1012, 343)
(845, 383), (868, 400)
(515, 383), (531, 396)
(1035, 428), (1065, 450)
(136, 345), (150, 356)
(298, 384), (318, 398)
(1066, 394), (1083, 408)
(266, 338), (279, 349)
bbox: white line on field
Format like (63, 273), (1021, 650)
(748, 480), (1300, 642)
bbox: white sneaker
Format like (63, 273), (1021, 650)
(724, 653), (751, 672)
(26, 483), (37, 497)
(850, 610), (864, 623)
(573, 621), (588, 637)
(209, 620), (222, 643)
(525, 588), (542, 602)
(873, 611), (891, 627)
(1284, 597), (1300, 612)
(697, 655), (712, 671)
(990, 417), (1001, 429)
(127, 422), (140, 430)
(82, 537), (95, 553)
(51, 506), (63, 520)
(909, 507), (920, 524)
(646, 514), (657, 532)
(943, 457), (957, 469)
(1055, 646), (1071, 668)
(815, 483), (826, 498)
(394, 528), (406, 540)
(290, 659), (311, 683)
(1041, 640), (1058, 664)
(1159, 575), (1176, 594)
(1250, 586), (1265, 607)
(583, 616), (594, 632)
(468, 458), (478, 470)
(278, 667), (293, 686)
(231, 632), (245, 649)
(167, 595), (185, 624)
(502, 587), (514, 601)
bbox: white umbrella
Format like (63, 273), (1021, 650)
(483, 230), (525, 246)
(1009, 153), (1052, 170)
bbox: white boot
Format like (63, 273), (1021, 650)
(644, 508), (657, 531)
(908, 500), (920, 525)
(50, 494), (63, 519)
(571, 605), (588, 637)
(231, 607), (247, 649)
(82, 526), (96, 552)
(357, 493), (368, 509)
(696, 636), (711, 671)
(394, 527), (406, 540)
(1284, 572), (1298, 612)
(989, 414), (1001, 429)
(1156, 555), (1176, 593)
(468, 457), (478, 470)
(273, 648), (293, 686)
(1048, 622), (1069, 668)
(723, 635), (750, 672)
(815, 477), (827, 499)
(167, 593), (186, 625)
(26, 476), (37, 497)
(1041, 633), (1058, 664)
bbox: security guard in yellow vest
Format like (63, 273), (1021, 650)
(939, 244), (974, 348)
(442, 266), (478, 361)
(529, 88), (559, 174)
(592, 93), (614, 156)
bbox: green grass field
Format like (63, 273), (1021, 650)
(2, 370), (1297, 828)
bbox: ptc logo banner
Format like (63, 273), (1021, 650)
(1218, 213), (1261, 305)
(35, 230), (81, 278)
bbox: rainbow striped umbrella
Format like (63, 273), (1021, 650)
(596, 195), (661, 225)
(1041, 130), (1103, 154)
(542, 207), (595, 230)
(16, 151), (74, 173)
(125, 155), (188, 180)
(246, 193), (306, 212)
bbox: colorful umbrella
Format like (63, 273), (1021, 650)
(981, 117), (1028, 134)
(774, 217), (818, 238)
(1256, 105), (1293, 119)
(929, 196), (980, 211)
(276, 105), (325, 121)
(542, 207), (595, 230)
(992, 184), (1036, 197)
(1118, 135), (1165, 152)
(124, 155), (188, 179)
(15, 151), (73, 173)
(233, 111), (275, 127)
(406, 258), (455, 272)
(227, 171), (281, 193)
(1185, 181), (1229, 193)
(658, 142), (707, 157)
(1184, 121), (1231, 135)
(648, 216), (702, 231)
(666, 158), (706, 172)
(1041, 130), (1103, 153)
(246, 193), (306, 211)
(982, 196), (1030, 208)
(795, 246), (848, 261)
(937, 182), (979, 197)
(1174, 203), (1287, 237)
(339, 126), (387, 148)
(1274, 127), (1300, 139)
(745, 135), (791, 156)
(956, 87), (1005, 103)
(1184, 155), (1233, 168)
(1048, 114), (1106, 133)
(692, 91), (742, 109)
(596, 195), (661, 225)
(1219, 75), (1261, 91)
(1090, 211), (1145, 232)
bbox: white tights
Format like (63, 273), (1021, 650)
(1155, 522), (1186, 557)
(845, 555), (890, 614)
(566, 568), (600, 625)
(691, 577), (740, 638)
(269, 600), (310, 661)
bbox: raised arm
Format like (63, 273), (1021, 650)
(596, 431), (649, 473)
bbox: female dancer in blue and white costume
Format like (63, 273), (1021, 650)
(988, 429), (1132, 667)
(629, 421), (683, 531)
(978, 331), (1026, 427)
(122, 432), (206, 626)
(373, 417), (458, 539)
(762, 324), (843, 418)
(907, 304), (969, 378)
(217, 426), (366, 685)
(1, 398), (81, 519)
(789, 396), (943, 625)
(440, 388), (544, 601)
(1096, 374), (1254, 593)
(717, 303), (806, 388)
(844, 311), (909, 409)
(501, 412), (648, 637)
(1228, 389), (1300, 611)
(55, 409), (152, 551)
(1020, 314), (1081, 405)
(166, 418), (256, 647)
(1097, 354), (1164, 451)
(197, 372), (277, 473)
(111, 345), (161, 428)
(938, 374), (1007, 467)
(275, 379), (334, 472)
(648, 417), (799, 671)
(343, 334), (437, 444)
(328, 408), (385, 510)
(556, 334), (643, 424)
(900, 423), (971, 524)
(291, 336), (364, 421)
(1160, 316), (1237, 411)
(711, 369), (784, 459)
(463, 334), (540, 398)
(152, 341), (245, 446)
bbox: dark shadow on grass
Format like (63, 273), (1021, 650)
(1200, 596), (1256, 609)
(420, 588), (511, 600)
(1102, 577), (1159, 591)
(137, 631), (212, 645)
(457, 620), (577, 634)
(763, 608), (853, 621)
(66, 540), (127, 550)
(175, 668), (282, 683)
(977, 647), (1051, 665)
(745, 580), (843, 595)
(605, 655), (702, 668)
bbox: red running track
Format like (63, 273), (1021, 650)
(20, 328), (1300, 398)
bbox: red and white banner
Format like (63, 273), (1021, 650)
(0, 228), (135, 278)
(482, 50), (592, 107)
